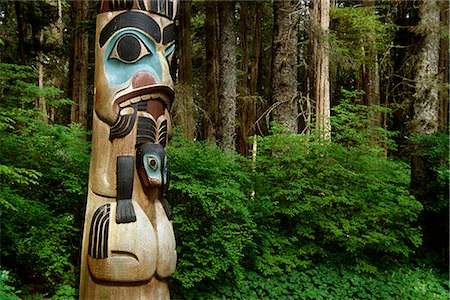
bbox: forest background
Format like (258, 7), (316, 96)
(0, 0), (449, 298)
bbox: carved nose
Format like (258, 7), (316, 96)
(132, 71), (157, 89)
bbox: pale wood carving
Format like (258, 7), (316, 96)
(79, 1), (178, 299)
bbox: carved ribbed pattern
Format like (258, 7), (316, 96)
(136, 115), (157, 145)
(88, 204), (111, 259)
(102, 0), (178, 20)
(110, 106), (137, 140)
(158, 119), (167, 147)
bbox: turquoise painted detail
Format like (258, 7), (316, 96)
(165, 44), (176, 59)
(143, 153), (167, 186)
(104, 29), (163, 86)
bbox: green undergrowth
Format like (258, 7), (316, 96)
(171, 264), (449, 299)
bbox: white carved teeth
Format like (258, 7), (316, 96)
(119, 100), (131, 108)
(130, 96), (141, 104)
(120, 107), (135, 116)
(119, 94), (169, 108)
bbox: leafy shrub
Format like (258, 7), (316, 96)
(0, 270), (20, 300)
(408, 132), (449, 213)
(167, 134), (255, 288)
(174, 264), (449, 299)
(0, 63), (89, 292)
(250, 101), (422, 274)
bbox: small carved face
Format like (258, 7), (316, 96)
(144, 153), (168, 187)
(95, 10), (176, 126)
(137, 143), (168, 188)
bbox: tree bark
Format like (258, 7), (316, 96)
(361, 0), (381, 129)
(410, 0), (441, 256)
(71, 0), (89, 130)
(218, 0), (237, 151)
(205, 1), (220, 142)
(176, 0), (195, 140)
(240, 1), (249, 90)
(14, 1), (26, 64)
(38, 30), (48, 123)
(249, 3), (262, 96)
(411, 0), (440, 135)
(438, 0), (449, 130)
(310, 0), (331, 139)
(236, 1), (253, 155)
(271, 0), (300, 133)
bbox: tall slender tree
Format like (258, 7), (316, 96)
(438, 0), (449, 129)
(362, 0), (382, 128)
(218, 0), (237, 150)
(410, 0), (442, 255)
(204, 1), (220, 142)
(411, 0), (440, 135)
(271, 0), (300, 133)
(310, 0), (330, 139)
(175, 0), (195, 140)
(70, 0), (89, 129)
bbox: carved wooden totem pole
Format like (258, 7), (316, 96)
(79, 1), (178, 298)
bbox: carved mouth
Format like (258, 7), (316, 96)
(110, 86), (173, 141)
(111, 250), (139, 261)
(113, 86), (174, 113)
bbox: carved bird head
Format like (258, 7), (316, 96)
(136, 143), (168, 189)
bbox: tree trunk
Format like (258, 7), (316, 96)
(412, 0), (440, 135)
(410, 0), (441, 257)
(240, 1), (249, 90)
(175, 0), (195, 140)
(205, 1), (220, 142)
(438, 0), (449, 130)
(249, 3), (262, 96)
(38, 30), (48, 123)
(362, 0), (382, 129)
(271, 0), (300, 133)
(310, 0), (331, 139)
(14, 1), (26, 64)
(71, 0), (89, 130)
(236, 1), (253, 155)
(218, 0), (237, 151)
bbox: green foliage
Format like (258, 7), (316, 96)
(0, 270), (20, 300)
(0, 63), (89, 294)
(250, 101), (421, 275)
(331, 89), (394, 150)
(173, 264), (450, 299)
(167, 133), (255, 288)
(330, 5), (394, 80)
(168, 98), (423, 292)
(408, 132), (449, 212)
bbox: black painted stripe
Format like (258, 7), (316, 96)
(163, 23), (175, 45)
(151, 0), (158, 13)
(168, 0), (173, 20)
(110, 109), (137, 139)
(117, 156), (135, 200)
(100, 11), (161, 47)
(97, 212), (109, 258)
(103, 219), (110, 258)
(160, 0), (166, 16)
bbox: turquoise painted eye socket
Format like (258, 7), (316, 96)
(109, 33), (151, 64)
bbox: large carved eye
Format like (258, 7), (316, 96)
(109, 33), (151, 64)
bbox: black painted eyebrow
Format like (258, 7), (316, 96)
(162, 23), (175, 45)
(100, 11), (161, 47)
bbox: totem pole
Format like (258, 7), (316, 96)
(79, 1), (178, 298)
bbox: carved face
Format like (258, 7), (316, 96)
(94, 9), (176, 126)
(136, 143), (168, 188)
